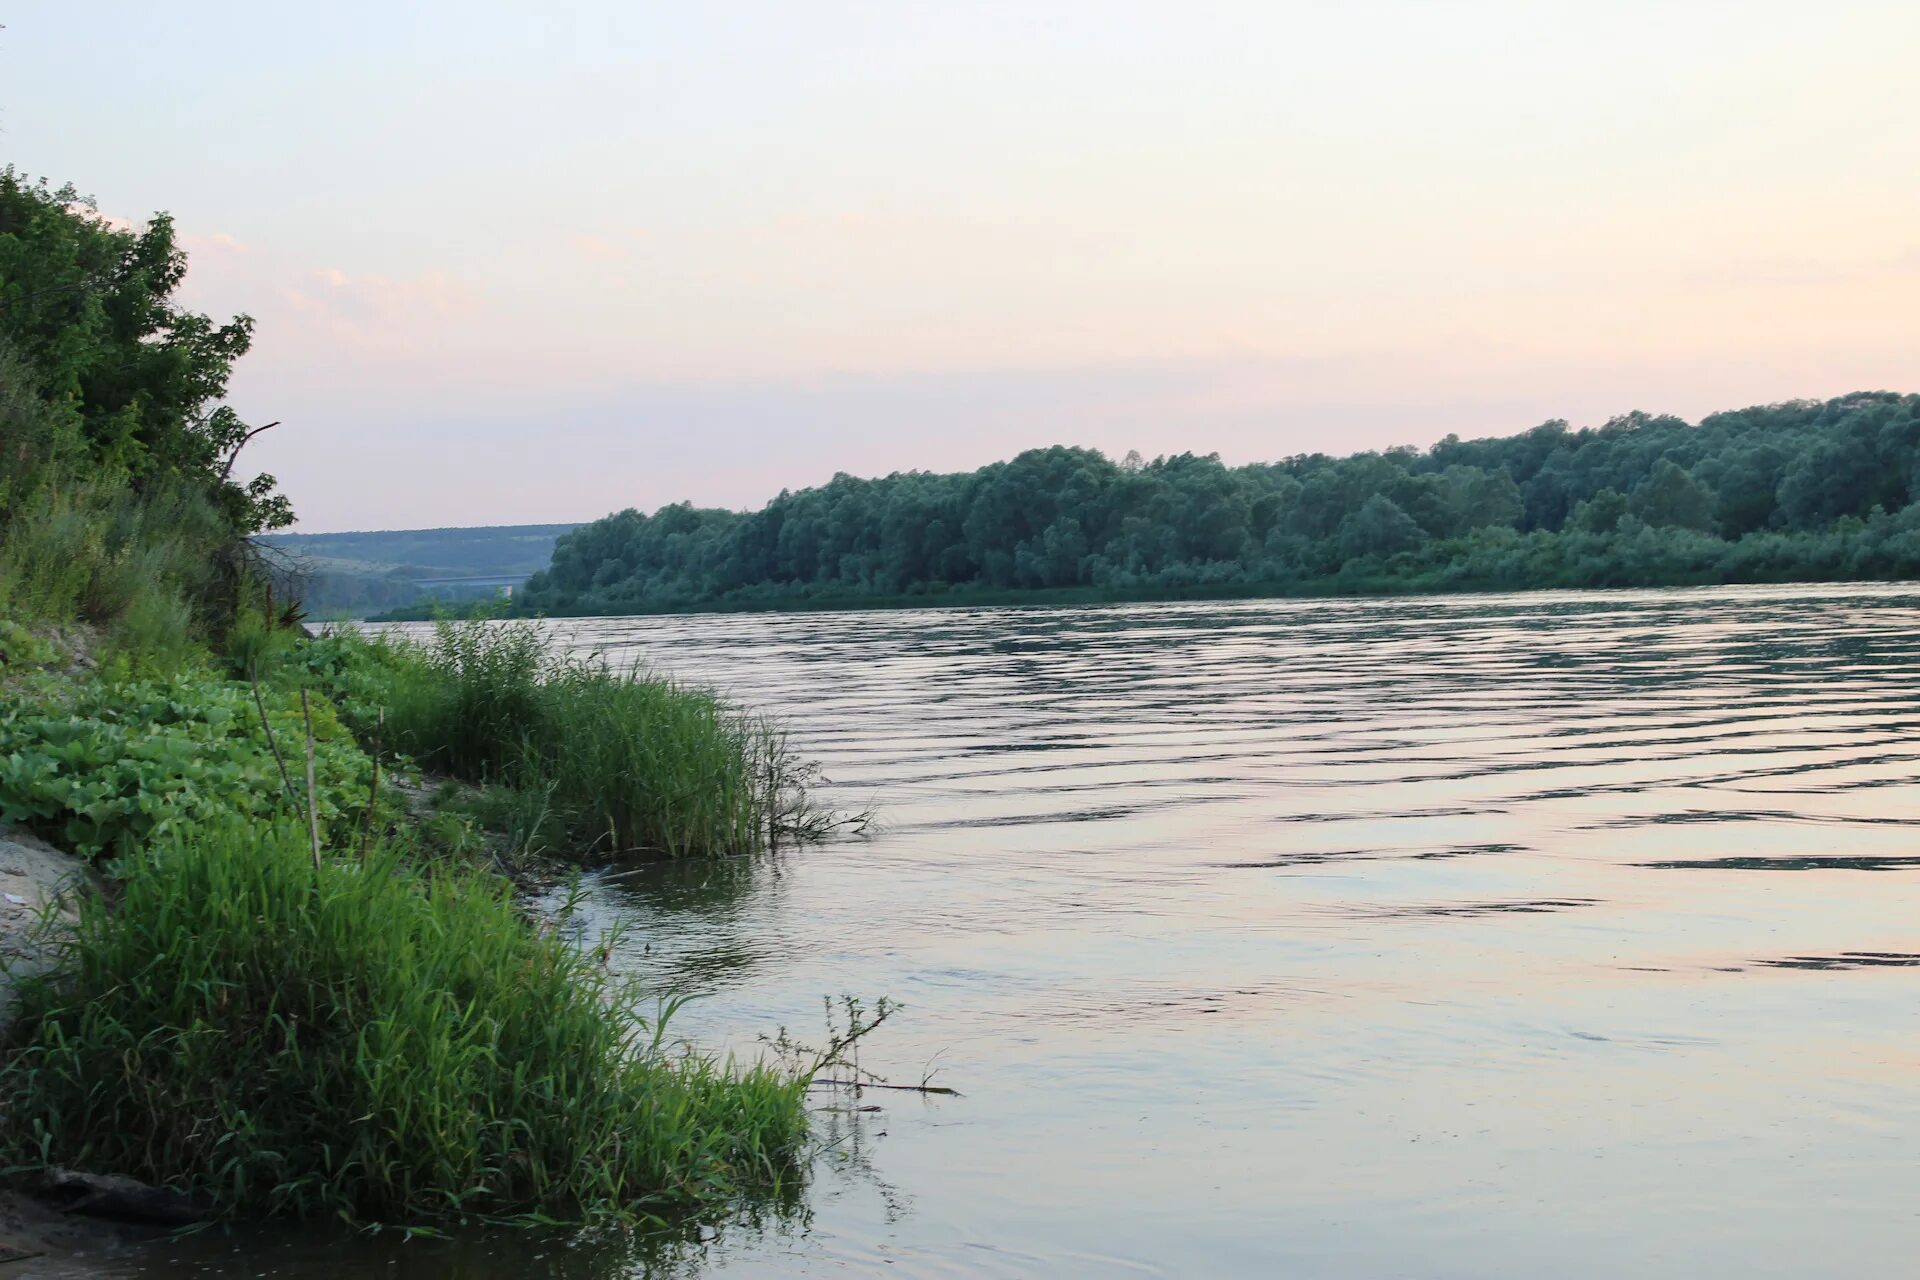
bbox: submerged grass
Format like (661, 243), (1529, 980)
(311, 618), (852, 860)
(0, 821), (809, 1226)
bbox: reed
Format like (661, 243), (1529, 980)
(0, 821), (809, 1225)
(329, 618), (844, 860)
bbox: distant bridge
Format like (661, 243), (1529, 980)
(408, 573), (527, 596)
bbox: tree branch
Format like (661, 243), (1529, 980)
(218, 421), (281, 481)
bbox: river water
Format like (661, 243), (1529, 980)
(91, 584), (1920, 1277)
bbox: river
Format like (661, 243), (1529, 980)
(101, 584), (1920, 1277)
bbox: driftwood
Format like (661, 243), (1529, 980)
(808, 1077), (962, 1096)
(40, 1168), (208, 1226)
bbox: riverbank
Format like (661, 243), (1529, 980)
(0, 605), (843, 1236)
(0, 171), (870, 1243)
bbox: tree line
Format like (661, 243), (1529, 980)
(520, 393), (1920, 613)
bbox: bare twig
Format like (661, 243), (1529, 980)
(300, 688), (321, 870)
(251, 676), (299, 808)
(358, 707), (384, 861)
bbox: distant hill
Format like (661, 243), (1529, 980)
(260, 523), (582, 617)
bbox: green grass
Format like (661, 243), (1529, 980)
(0, 821), (810, 1226)
(0, 475), (251, 676)
(308, 618), (846, 860)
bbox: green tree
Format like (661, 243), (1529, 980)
(1631, 460), (1717, 532)
(1570, 487), (1630, 534)
(1337, 493), (1427, 560)
(0, 170), (289, 532)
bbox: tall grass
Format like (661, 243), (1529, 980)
(539, 667), (809, 857)
(323, 619), (841, 860)
(0, 474), (238, 672)
(0, 821), (809, 1225)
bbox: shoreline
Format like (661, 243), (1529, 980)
(362, 570), (1920, 624)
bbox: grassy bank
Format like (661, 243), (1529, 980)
(0, 593), (836, 1228)
(0, 597), (838, 1226)
(1, 821), (806, 1224)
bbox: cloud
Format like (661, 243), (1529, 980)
(568, 234), (625, 261)
(277, 268), (481, 352)
(569, 228), (652, 261)
(181, 230), (249, 255)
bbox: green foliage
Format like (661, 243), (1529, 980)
(1, 171), (298, 659)
(0, 619), (59, 671)
(1631, 458), (1717, 532)
(222, 600), (298, 681)
(0, 472), (277, 674)
(97, 586), (197, 677)
(0, 169), (289, 533)
(0, 336), (76, 518)
(0, 822), (808, 1225)
(305, 620), (832, 859)
(1337, 493), (1428, 559)
(0, 675), (369, 861)
(429, 781), (561, 864)
(518, 392), (1920, 610)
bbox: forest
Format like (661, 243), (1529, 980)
(520, 393), (1920, 614)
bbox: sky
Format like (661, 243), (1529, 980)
(7, 2), (1920, 531)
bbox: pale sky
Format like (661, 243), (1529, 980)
(7, 2), (1920, 530)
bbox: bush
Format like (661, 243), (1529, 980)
(0, 822), (809, 1224)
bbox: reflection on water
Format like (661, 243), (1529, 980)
(1756, 952), (1920, 971)
(102, 584), (1920, 1278)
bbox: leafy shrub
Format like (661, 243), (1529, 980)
(0, 676), (371, 861)
(0, 821), (809, 1225)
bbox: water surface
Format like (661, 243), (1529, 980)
(94, 585), (1920, 1277)
(553, 584), (1920, 1278)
